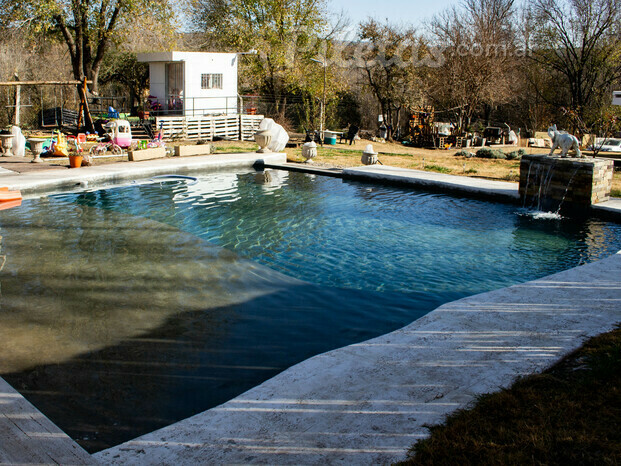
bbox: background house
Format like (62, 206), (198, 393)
(137, 51), (239, 117)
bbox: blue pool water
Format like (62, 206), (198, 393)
(64, 170), (621, 296)
(0, 168), (620, 451)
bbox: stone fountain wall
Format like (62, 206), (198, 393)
(519, 154), (614, 213)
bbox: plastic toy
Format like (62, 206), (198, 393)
(147, 122), (165, 148)
(51, 131), (68, 157)
(89, 138), (122, 156)
(104, 119), (133, 148)
(108, 106), (120, 119)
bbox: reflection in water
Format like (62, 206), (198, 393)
(0, 201), (428, 452)
(0, 204), (288, 373)
(0, 169), (620, 452)
(69, 170), (621, 298)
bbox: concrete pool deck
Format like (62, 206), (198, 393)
(343, 164), (521, 202)
(0, 155), (619, 464)
(95, 251), (621, 465)
(0, 152), (287, 195)
(269, 162), (621, 221)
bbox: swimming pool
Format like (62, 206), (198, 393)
(1, 168), (620, 452)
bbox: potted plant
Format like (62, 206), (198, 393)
(137, 103), (150, 121)
(68, 138), (87, 168)
(68, 153), (82, 168)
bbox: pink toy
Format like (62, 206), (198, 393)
(104, 119), (133, 148)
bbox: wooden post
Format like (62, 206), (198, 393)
(77, 77), (94, 133)
(13, 73), (20, 126)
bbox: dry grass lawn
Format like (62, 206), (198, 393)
(398, 325), (621, 465)
(212, 138), (621, 196)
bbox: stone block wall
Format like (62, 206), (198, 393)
(128, 147), (167, 162)
(519, 154), (613, 213)
(174, 144), (211, 157)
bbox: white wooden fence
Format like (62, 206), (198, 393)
(155, 114), (264, 141)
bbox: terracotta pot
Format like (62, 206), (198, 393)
(69, 155), (83, 168)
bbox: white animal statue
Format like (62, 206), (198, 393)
(547, 124), (582, 158)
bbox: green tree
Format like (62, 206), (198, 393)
(191, 0), (337, 120)
(99, 52), (149, 114)
(0, 0), (176, 94)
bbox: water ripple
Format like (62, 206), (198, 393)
(50, 169), (621, 297)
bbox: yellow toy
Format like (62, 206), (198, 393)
(51, 131), (68, 157)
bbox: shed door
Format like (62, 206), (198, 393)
(165, 62), (183, 114)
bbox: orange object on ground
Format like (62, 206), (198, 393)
(69, 155), (83, 168)
(0, 190), (22, 202)
(0, 199), (21, 210)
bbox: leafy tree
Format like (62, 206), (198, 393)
(0, 0), (177, 94)
(527, 0), (621, 125)
(99, 52), (149, 114)
(333, 90), (361, 129)
(191, 0), (340, 121)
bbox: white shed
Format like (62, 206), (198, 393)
(137, 51), (239, 117)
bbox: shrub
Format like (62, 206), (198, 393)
(476, 148), (506, 159)
(454, 150), (474, 158)
(426, 164), (452, 174)
(503, 171), (519, 181)
(505, 148), (526, 160)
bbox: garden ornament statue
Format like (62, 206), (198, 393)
(361, 144), (378, 165)
(547, 124), (582, 158)
(254, 128), (272, 153)
(301, 141), (317, 162)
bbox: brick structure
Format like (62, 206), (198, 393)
(519, 154), (613, 213)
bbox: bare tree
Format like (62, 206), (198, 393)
(426, 0), (519, 130)
(0, 32), (76, 128)
(527, 0), (621, 124)
(357, 20), (421, 140)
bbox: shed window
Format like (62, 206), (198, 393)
(201, 73), (223, 89)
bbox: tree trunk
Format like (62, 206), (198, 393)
(90, 67), (100, 95)
(483, 103), (492, 126)
(77, 79), (95, 134)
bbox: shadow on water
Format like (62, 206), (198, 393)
(0, 199), (435, 453)
(2, 283), (431, 453)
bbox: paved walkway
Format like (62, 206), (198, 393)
(96, 251), (621, 465)
(0, 377), (95, 464)
(343, 165), (520, 201)
(0, 156), (619, 464)
(0, 153), (286, 195)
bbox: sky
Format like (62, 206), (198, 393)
(176, 0), (459, 35)
(330, 0), (458, 32)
